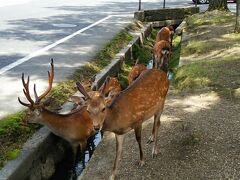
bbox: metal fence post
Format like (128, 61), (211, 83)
(139, 0), (141, 10)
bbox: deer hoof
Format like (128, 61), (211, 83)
(152, 149), (159, 158)
(139, 160), (145, 167)
(109, 174), (116, 180)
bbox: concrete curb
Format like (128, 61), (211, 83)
(0, 127), (68, 180)
(176, 19), (190, 67)
(152, 19), (183, 28)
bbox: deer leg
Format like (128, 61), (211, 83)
(152, 111), (162, 158)
(110, 134), (125, 180)
(71, 145), (79, 179)
(148, 114), (158, 143)
(79, 140), (87, 169)
(134, 124), (145, 166)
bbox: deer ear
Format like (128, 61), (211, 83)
(76, 82), (91, 100)
(100, 76), (110, 96)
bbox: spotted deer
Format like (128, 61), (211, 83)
(18, 59), (95, 175)
(98, 76), (122, 98)
(155, 25), (174, 47)
(76, 68), (169, 180)
(153, 40), (171, 72)
(128, 59), (147, 85)
(71, 76), (122, 108)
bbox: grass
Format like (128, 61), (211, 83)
(0, 22), (137, 169)
(170, 35), (181, 70)
(174, 10), (240, 93)
(186, 10), (235, 29)
(0, 112), (40, 168)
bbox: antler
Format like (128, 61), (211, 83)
(76, 82), (91, 100)
(34, 59), (54, 103)
(18, 73), (35, 107)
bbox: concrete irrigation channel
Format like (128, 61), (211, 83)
(0, 7), (198, 180)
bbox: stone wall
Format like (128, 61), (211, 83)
(0, 127), (70, 180)
(134, 7), (199, 22)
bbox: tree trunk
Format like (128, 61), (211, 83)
(235, 0), (240, 32)
(208, 0), (229, 11)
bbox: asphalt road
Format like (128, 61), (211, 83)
(0, 0), (236, 118)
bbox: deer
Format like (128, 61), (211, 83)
(155, 25), (174, 47)
(98, 76), (122, 99)
(71, 76), (122, 109)
(152, 40), (171, 73)
(128, 59), (147, 85)
(76, 68), (169, 180)
(18, 59), (95, 177)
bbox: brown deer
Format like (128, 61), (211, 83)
(98, 76), (122, 98)
(155, 25), (174, 47)
(18, 59), (95, 176)
(76, 68), (169, 180)
(128, 59), (147, 85)
(153, 40), (171, 73)
(71, 76), (122, 108)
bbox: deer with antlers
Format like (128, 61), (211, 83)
(76, 68), (169, 180)
(18, 59), (95, 176)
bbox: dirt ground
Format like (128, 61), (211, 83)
(79, 11), (240, 180)
(79, 88), (240, 180)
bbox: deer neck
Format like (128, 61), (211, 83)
(102, 105), (131, 135)
(102, 109), (115, 132)
(39, 108), (66, 136)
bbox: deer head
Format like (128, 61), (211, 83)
(18, 59), (54, 123)
(153, 40), (171, 73)
(76, 80), (108, 131)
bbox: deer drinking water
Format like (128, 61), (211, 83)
(155, 25), (174, 47)
(153, 40), (171, 72)
(76, 68), (169, 180)
(18, 59), (95, 176)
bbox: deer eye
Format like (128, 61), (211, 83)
(101, 107), (106, 112)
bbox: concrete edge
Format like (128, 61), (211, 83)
(152, 19), (183, 28)
(0, 127), (68, 180)
(175, 18), (187, 36)
(177, 19), (189, 67)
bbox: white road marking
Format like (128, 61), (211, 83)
(0, 15), (117, 75)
